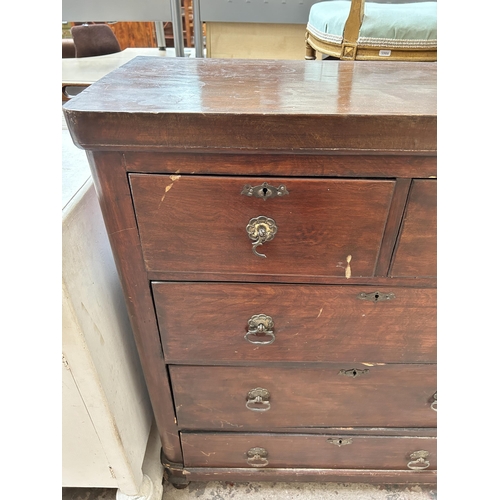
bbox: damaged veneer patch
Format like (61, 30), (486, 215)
(345, 255), (352, 279)
(158, 172), (181, 208)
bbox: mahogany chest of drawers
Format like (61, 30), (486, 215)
(63, 57), (437, 486)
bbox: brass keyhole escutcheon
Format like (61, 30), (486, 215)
(327, 437), (353, 447)
(338, 368), (369, 378)
(241, 182), (289, 200)
(246, 216), (278, 258)
(357, 291), (395, 302)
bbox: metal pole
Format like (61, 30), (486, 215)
(192, 0), (204, 57)
(154, 21), (166, 50)
(170, 0), (185, 57)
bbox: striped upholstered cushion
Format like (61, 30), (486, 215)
(307, 1), (437, 49)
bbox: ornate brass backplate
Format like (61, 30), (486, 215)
(246, 216), (278, 258)
(245, 314), (275, 344)
(246, 447), (269, 467)
(431, 391), (437, 411)
(407, 450), (430, 470)
(246, 387), (271, 412)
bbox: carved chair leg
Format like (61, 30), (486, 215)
(305, 37), (316, 60)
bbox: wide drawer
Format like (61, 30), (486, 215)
(129, 175), (394, 277)
(181, 432), (437, 470)
(153, 283), (436, 363)
(170, 364), (437, 430)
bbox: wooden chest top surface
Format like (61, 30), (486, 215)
(63, 57), (437, 153)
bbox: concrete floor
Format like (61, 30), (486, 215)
(63, 481), (437, 500)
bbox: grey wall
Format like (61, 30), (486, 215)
(62, 0), (172, 22)
(201, 0), (321, 24)
(62, 0), (437, 26)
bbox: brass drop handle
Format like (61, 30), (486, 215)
(245, 314), (275, 344)
(246, 447), (269, 467)
(246, 216), (277, 258)
(407, 450), (431, 470)
(431, 391), (437, 411)
(246, 388), (271, 412)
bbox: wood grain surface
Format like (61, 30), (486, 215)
(63, 59), (437, 484)
(63, 58), (436, 153)
(181, 432), (437, 470)
(391, 180), (437, 278)
(170, 364), (437, 429)
(130, 175), (394, 278)
(123, 152), (438, 178)
(84, 151), (182, 462)
(153, 282), (436, 363)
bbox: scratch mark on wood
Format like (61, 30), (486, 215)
(200, 451), (216, 457)
(110, 227), (135, 236)
(220, 419), (242, 428)
(345, 255), (352, 279)
(317, 307), (324, 318)
(196, 403), (223, 413)
(170, 174), (181, 181)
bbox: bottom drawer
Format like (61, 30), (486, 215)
(181, 433), (437, 470)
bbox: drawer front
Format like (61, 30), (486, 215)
(129, 175), (394, 277)
(170, 364), (437, 429)
(181, 432), (437, 470)
(153, 283), (436, 363)
(391, 180), (436, 278)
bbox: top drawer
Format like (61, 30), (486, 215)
(391, 180), (436, 278)
(129, 175), (394, 278)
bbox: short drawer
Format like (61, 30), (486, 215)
(153, 283), (436, 363)
(181, 432), (437, 470)
(391, 180), (436, 278)
(129, 174), (394, 278)
(170, 364), (437, 430)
